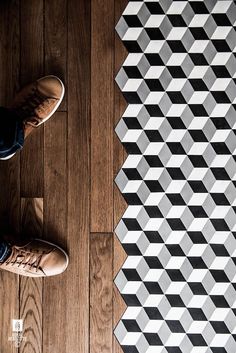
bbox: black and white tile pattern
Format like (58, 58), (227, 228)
(114, 1), (236, 352)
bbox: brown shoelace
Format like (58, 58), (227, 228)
(4, 246), (46, 274)
(14, 86), (58, 127)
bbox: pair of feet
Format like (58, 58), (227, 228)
(0, 76), (68, 277)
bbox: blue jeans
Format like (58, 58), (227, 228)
(0, 241), (10, 262)
(0, 107), (24, 159)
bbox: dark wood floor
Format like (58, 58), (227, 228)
(0, 0), (127, 352)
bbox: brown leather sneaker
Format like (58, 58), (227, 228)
(11, 75), (65, 138)
(0, 238), (69, 277)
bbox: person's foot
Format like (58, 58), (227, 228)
(10, 75), (65, 138)
(0, 238), (69, 277)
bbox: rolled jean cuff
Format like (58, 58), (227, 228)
(0, 241), (10, 262)
(0, 107), (24, 159)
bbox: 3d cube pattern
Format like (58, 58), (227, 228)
(115, 1), (236, 352)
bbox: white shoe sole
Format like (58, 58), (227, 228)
(36, 75), (65, 126)
(0, 152), (16, 160)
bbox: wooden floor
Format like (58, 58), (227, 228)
(0, 0), (128, 352)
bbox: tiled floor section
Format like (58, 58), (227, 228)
(115, 1), (236, 352)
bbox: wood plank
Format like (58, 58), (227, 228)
(90, 233), (113, 353)
(20, 0), (44, 198)
(113, 1), (128, 353)
(45, 0), (67, 111)
(67, 0), (90, 352)
(0, 1), (20, 352)
(0, 270), (19, 353)
(91, 0), (114, 233)
(113, 236), (127, 353)
(21, 198), (43, 238)
(19, 198), (43, 353)
(0, 0), (21, 234)
(0, 1), (20, 106)
(43, 112), (67, 353)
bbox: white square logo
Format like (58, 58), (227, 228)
(12, 320), (23, 332)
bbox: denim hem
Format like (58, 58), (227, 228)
(0, 114), (24, 159)
(0, 242), (10, 262)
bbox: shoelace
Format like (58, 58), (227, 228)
(14, 86), (58, 127)
(4, 246), (46, 273)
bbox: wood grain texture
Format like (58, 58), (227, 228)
(20, 0), (44, 198)
(0, 270), (19, 353)
(19, 278), (42, 353)
(21, 198), (43, 238)
(0, 0), (20, 106)
(113, 1), (128, 353)
(20, 198), (43, 353)
(43, 112), (67, 353)
(0, 2), (20, 352)
(43, 112), (67, 246)
(0, 1), (128, 352)
(113, 237), (127, 353)
(0, 0), (21, 235)
(45, 0), (67, 111)
(90, 233), (113, 353)
(67, 0), (90, 352)
(91, 0), (114, 233)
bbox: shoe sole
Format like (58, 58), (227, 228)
(0, 75), (65, 161)
(34, 238), (69, 274)
(0, 152), (17, 160)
